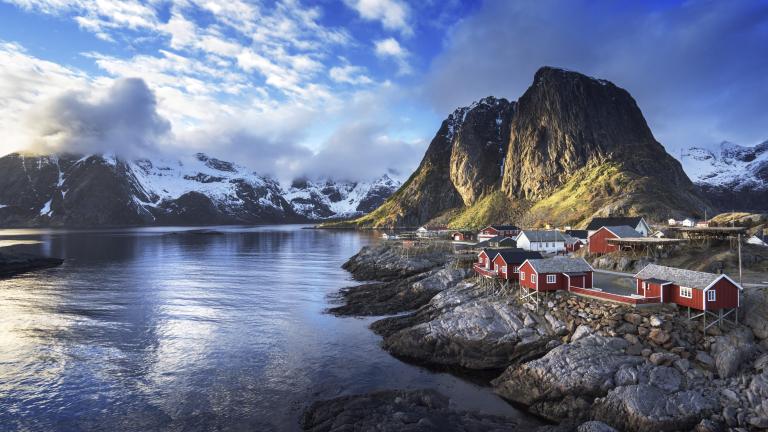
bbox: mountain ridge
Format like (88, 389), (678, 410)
(0, 152), (399, 227)
(346, 66), (713, 229)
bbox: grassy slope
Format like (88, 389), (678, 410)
(439, 190), (527, 229)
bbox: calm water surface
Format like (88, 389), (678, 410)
(0, 225), (528, 431)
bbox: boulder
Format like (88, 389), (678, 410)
(592, 384), (719, 432)
(577, 421), (619, 432)
(743, 287), (768, 340)
(710, 327), (758, 378)
(342, 242), (450, 281)
(571, 324), (593, 342)
(492, 336), (644, 422)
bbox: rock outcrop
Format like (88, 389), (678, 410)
(492, 336), (645, 422)
(377, 281), (566, 369)
(301, 389), (539, 432)
(592, 384), (719, 432)
(0, 248), (63, 277)
(341, 242), (451, 281)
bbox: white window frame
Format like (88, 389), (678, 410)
(680, 286), (693, 299)
(546, 274), (556, 284)
(531, 274), (537, 284)
(513, 266), (519, 273)
(707, 290), (716, 302)
(501, 265), (507, 273)
(520, 271), (526, 281)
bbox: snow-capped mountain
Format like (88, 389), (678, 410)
(0, 152), (399, 227)
(682, 140), (768, 211)
(285, 175), (401, 219)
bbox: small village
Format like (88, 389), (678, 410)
(381, 215), (768, 333)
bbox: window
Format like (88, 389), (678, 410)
(642, 282), (648, 291)
(520, 271), (525, 281)
(513, 266), (519, 273)
(531, 274), (537, 284)
(680, 287), (693, 298)
(546, 275), (556, 284)
(707, 290), (716, 302)
(501, 265), (507, 274)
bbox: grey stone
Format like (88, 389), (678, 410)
(696, 351), (716, 369)
(576, 420), (619, 432)
(710, 327), (757, 378)
(649, 352), (678, 366)
(493, 335), (644, 422)
(593, 384), (719, 432)
(649, 315), (663, 327)
(572, 324), (593, 342)
(649, 366), (682, 393)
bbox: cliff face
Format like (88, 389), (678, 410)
(355, 97), (514, 227)
(352, 67), (711, 229)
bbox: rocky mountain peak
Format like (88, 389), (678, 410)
(502, 66), (686, 199)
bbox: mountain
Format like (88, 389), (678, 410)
(351, 67), (711, 229)
(0, 152), (397, 227)
(682, 140), (768, 212)
(285, 175), (401, 219)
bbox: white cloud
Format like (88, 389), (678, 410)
(344, 0), (412, 35)
(329, 64), (373, 85)
(374, 37), (411, 75)
(0, 41), (90, 155)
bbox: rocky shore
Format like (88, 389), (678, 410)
(0, 247), (63, 277)
(307, 243), (768, 431)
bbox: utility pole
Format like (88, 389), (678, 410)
(738, 233), (743, 285)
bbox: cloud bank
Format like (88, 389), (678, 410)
(27, 78), (171, 157)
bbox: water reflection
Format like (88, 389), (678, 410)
(0, 226), (528, 431)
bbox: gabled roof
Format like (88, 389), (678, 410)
(635, 264), (742, 291)
(593, 225), (642, 239)
(586, 216), (645, 231)
(523, 257), (593, 274)
(561, 233), (583, 245)
(495, 250), (543, 264)
(486, 224), (520, 231)
(565, 229), (588, 240)
(518, 230), (565, 242)
(479, 248), (504, 258)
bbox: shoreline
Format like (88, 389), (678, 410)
(306, 241), (768, 431)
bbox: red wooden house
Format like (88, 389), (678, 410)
(518, 257), (593, 292)
(478, 224), (520, 240)
(634, 264), (741, 312)
(452, 231), (475, 241)
(474, 248), (503, 278)
(490, 250), (543, 281)
(588, 225), (642, 255)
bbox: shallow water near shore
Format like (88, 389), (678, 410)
(0, 225), (531, 431)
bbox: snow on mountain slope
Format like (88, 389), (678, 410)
(285, 174), (401, 219)
(682, 140), (768, 190)
(127, 153), (286, 211)
(0, 151), (399, 226)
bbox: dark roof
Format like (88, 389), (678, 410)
(565, 229), (588, 239)
(475, 240), (491, 248)
(479, 248), (504, 258)
(495, 250), (543, 264)
(487, 224), (520, 231)
(518, 230), (565, 242)
(635, 264), (740, 290)
(586, 217), (645, 231)
(525, 257), (593, 274)
(599, 225), (642, 238)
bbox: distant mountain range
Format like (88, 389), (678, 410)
(0, 152), (399, 227)
(681, 140), (768, 212)
(344, 66), (712, 229)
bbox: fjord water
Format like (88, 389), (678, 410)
(0, 225), (524, 431)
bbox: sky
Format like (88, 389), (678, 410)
(0, 0), (767, 183)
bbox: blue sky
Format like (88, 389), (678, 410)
(0, 0), (767, 181)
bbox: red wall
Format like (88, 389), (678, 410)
(481, 228), (499, 236)
(588, 227), (619, 254)
(492, 254), (507, 279)
(478, 251), (491, 267)
(707, 278), (740, 310)
(666, 284), (703, 310)
(519, 262), (537, 290)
